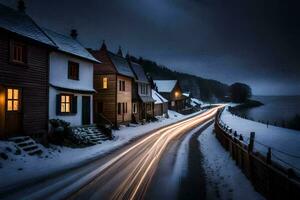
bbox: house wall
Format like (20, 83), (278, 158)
(49, 52), (94, 90)
(49, 87), (93, 126)
(93, 74), (117, 124)
(117, 75), (132, 124)
(48, 51), (94, 126)
(0, 31), (50, 138)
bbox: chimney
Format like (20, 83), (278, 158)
(100, 40), (107, 51)
(70, 29), (78, 39)
(117, 46), (123, 57)
(18, 0), (26, 13)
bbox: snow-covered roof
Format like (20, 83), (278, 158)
(152, 89), (168, 104)
(129, 61), (149, 83)
(0, 4), (56, 47)
(183, 93), (190, 97)
(108, 52), (135, 78)
(191, 98), (203, 105)
(154, 80), (177, 93)
(43, 28), (99, 63)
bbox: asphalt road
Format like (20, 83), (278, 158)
(69, 107), (220, 200)
(1, 106), (221, 200)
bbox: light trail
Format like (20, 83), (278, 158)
(70, 106), (224, 200)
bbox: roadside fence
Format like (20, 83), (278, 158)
(214, 108), (300, 199)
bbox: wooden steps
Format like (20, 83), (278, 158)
(9, 136), (43, 156)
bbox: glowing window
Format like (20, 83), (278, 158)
(7, 89), (19, 111)
(103, 77), (108, 89)
(61, 95), (71, 113)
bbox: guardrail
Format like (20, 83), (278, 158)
(214, 108), (300, 199)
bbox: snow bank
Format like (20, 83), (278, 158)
(198, 124), (263, 200)
(0, 109), (202, 189)
(220, 107), (300, 172)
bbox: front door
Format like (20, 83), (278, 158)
(5, 88), (22, 136)
(82, 96), (91, 125)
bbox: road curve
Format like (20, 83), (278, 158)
(69, 106), (222, 200)
(0, 106), (222, 200)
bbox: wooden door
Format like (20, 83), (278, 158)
(82, 96), (91, 125)
(5, 88), (22, 136)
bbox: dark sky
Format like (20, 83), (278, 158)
(2, 0), (300, 95)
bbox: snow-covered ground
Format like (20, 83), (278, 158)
(198, 124), (263, 200)
(0, 110), (201, 189)
(220, 107), (300, 173)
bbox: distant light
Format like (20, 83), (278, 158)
(175, 91), (179, 97)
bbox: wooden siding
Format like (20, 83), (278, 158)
(90, 49), (116, 75)
(117, 75), (132, 124)
(0, 31), (50, 138)
(93, 74), (117, 124)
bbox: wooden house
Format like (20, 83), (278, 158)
(89, 43), (135, 127)
(152, 89), (168, 117)
(153, 80), (186, 113)
(0, 3), (56, 138)
(128, 60), (155, 122)
(44, 29), (99, 127)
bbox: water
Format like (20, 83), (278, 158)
(235, 96), (300, 124)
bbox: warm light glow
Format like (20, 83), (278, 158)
(175, 91), (179, 97)
(61, 95), (71, 113)
(103, 77), (108, 89)
(7, 88), (19, 111)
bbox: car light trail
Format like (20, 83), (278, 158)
(70, 106), (224, 200)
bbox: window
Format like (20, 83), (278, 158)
(119, 80), (125, 91)
(171, 101), (175, 107)
(61, 95), (71, 113)
(7, 89), (20, 111)
(141, 83), (148, 95)
(97, 102), (103, 113)
(56, 94), (77, 115)
(10, 41), (27, 64)
(133, 103), (138, 114)
(102, 77), (108, 89)
(68, 61), (79, 80)
(118, 102), (127, 114)
(118, 103), (122, 115)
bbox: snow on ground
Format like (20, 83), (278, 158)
(220, 107), (300, 172)
(0, 109), (201, 189)
(198, 124), (264, 200)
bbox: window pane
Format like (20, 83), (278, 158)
(65, 103), (70, 112)
(103, 77), (108, 89)
(7, 100), (13, 111)
(7, 89), (13, 99)
(13, 100), (18, 111)
(13, 89), (19, 100)
(66, 96), (70, 103)
(61, 103), (65, 112)
(61, 95), (65, 103)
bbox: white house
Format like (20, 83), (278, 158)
(44, 29), (100, 126)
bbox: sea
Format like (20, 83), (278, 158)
(234, 96), (300, 124)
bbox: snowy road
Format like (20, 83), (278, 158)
(1, 107), (222, 200)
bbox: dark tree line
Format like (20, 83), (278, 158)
(229, 82), (252, 103)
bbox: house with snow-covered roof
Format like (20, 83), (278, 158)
(45, 28), (100, 127)
(89, 42), (135, 127)
(0, 2), (57, 138)
(153, 80), (186, 112)
(128, 59), (155, 123)
(152, 89), (168, 116)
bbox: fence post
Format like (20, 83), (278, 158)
(266, 148), (272, 164)
(248, 132), (255, 152)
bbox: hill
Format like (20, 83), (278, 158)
(129, 56), (229, 102)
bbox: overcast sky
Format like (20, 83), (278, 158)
(2, 0), (300, 95)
